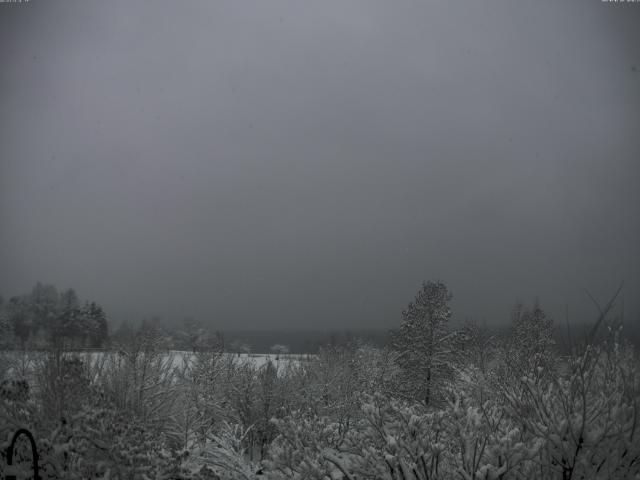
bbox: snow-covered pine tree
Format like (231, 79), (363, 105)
(390, 280), (454, 406)
(81, 301), (108, 348)
(6, 295), (33, 349)
(29, 282), (59, 338)
(508, 300), (555, 377)
(55, 288), (83, 348)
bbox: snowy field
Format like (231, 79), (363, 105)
(0, 350), (314, 380)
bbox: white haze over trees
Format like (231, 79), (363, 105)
(1, 0), (639, 329)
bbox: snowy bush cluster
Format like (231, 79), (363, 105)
(264, 339), (640, 480)
(1, 282), (639, 479)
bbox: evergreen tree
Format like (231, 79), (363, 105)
(7, 296), (32, 349)
(508, 300), (555, 376)
(390, 280), (454, 406)
(55, 288), (83, 347)
(30, 282), (59, 338)
(83, 301), (108, 348)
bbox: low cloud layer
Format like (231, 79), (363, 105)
(1, 0), (639, 329)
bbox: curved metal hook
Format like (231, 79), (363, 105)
(5, 428), (40, 480)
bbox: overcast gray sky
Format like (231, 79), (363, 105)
(1, 0), (639, 330)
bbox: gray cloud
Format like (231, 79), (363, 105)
(1, 0), (639, 329)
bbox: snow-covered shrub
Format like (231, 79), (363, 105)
(98, 340), (179, 423)
(32, 350), (92, 424)
(187, 422), (258, 480)
(502, 340), (640, 479)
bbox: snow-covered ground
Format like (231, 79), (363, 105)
(0, 350), (314, 380)
(164, 351), (314, 370)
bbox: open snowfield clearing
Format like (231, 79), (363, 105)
(0, 350), (314, 380)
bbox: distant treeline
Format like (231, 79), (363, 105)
(110, 317), (391, 354)
(0, 282), (107, 350)
(2, 282), (638, 353)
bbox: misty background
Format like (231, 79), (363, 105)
(1, 0), (639, 331)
